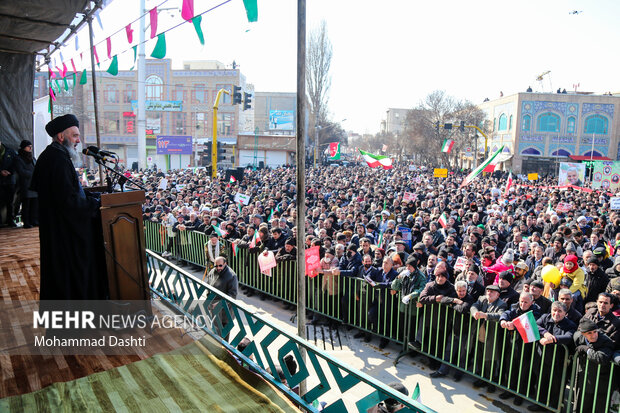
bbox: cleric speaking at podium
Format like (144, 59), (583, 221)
(31, 114), (108, 300)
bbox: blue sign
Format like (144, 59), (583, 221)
(156, 135), (192, 155)
(269, 110), (294, 130)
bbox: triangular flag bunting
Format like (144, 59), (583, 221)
(93, 45), (100, 66)
(129, 45), (138, 70)
(79, 69), (87, 85)
(70, 58), (77, 74)
(106, 55), (119, 76)
(61, 62), (67, 78)
(182, 0), (194, 20)
(151, 33), (166, 59)
(106, 36), (112, 59)
(192, 15), (204, 45)
(126, 24), (133, 43)
(242, 0), (258, 22)
(63, 76), (69, 91)
(71, 73), (76, 90)
(48, 67), (56, 79)
(48, 97), (52, 113)
(49, 87), (56, 102)
(149, 7), (158, 39)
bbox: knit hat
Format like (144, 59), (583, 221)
(19, 140), (32, 149)
(502, 249), (514, 265)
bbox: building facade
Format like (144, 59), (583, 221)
(382, 108), (409, 135)
(36, 59), (253, 170)
(479, 92), (620, 174)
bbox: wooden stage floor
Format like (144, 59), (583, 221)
(0, 227), (194, 399)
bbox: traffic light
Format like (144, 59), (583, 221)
(434, 121), (440, 132)
(243, 92), (252, 111)
(459, 121), (465, 132)
(443, 123), (452, 130)
(217, 142), (225, 161)
(232, 86), (242, 105)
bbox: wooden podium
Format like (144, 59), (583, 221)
(100, 190), (152, 315)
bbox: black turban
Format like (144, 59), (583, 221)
(45, 114), (79, 137)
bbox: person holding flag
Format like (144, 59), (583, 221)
(498, 292), (543, 405)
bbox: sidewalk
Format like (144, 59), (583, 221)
(186, 267), (521, 413)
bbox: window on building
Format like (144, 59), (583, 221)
(215, 84), (231, 104)
(173, 112), (186, 134)
(536, 112), (560, 132)
(498, 114), (507, 131)
(173, 84), (185, 101)
(123, 82), (135, 103)
(195, 112), (208, 135)
(217, 113), (234, 136)
(551, 149), (571, 157)
(509, 115), (513, 130)
(103, 112), (120, 133)
(104, 84), (118, 103)
(584, 115), (608, 134)
(583, 150), (602, 157)
(194, 84), (207, 104)
(522, 115), (531, 131)
(145, 75), (163, 100)
(521, 147), (541, 155)
(567, 116), (576, 134)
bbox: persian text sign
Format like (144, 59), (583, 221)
(156, 135), (192, 155)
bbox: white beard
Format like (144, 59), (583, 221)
(62, 139), (82, 167)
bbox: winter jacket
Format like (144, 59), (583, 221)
(561, 267), (587, 296)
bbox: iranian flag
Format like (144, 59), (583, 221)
(412, 383), (421, 403)
(460, 145), (504, 187)
(328, 142), (341, 160)
(441, 139), (455, 153)
(438, 212), (448, 229)
(359, 149), (393, 170)
(231, 241), (239, 257)
(229, 175), (237, 185)
(249, 230), (259, 248)
(503, 171), (513, 197)
(512, 311), (541, 343)
(546, 202), (554, 215)
(211, 224), (228, 237)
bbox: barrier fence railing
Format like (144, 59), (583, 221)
(143, 222), (619, 412)
(146, 249), (435, 413)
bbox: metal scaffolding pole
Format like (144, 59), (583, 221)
(295, 0), (307, 396)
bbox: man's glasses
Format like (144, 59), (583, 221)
(216, 264), (224, 268)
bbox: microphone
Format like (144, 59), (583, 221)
(82, 146), (116, 163)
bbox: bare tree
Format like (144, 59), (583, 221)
(306, 20), (332, 128)
(403, 91), (488, 168)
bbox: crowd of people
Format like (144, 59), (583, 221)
(3, 137), (620, 410)
(129, 162), (620, 411)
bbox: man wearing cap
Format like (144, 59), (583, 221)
(593, 246), (614, 271)
(497, 271), (519, 306)
(32, 114), (108, 300)
(470, 284), (507, 392)
(529, 279), (551, 314)
(572, 319), (615, 411)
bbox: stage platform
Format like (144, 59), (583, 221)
(0, 227), (299, 413)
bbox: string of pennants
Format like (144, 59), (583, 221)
(47, 0), (258, 108)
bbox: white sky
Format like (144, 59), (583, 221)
(51, 0), (620, 135)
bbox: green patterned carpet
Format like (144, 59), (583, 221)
(0, 337), (299, 413)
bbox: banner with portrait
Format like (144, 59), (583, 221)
(592, 161), (620, 192)
(558, 162), (586, 187)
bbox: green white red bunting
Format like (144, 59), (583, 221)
(460, 145), (504, 187)
(441, 139), (454, 153)
(512, 311), (541, 343)
(359, 149), (393, 169)
(328, 142), (341, 160)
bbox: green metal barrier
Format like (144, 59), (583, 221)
(144, 222), (619, 412)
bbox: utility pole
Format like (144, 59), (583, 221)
(295, 0), (307, 396)
(137, 0), (146, 170)
(87, 13), (103, 184)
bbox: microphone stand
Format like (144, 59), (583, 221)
(94, 158), (147, 192)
